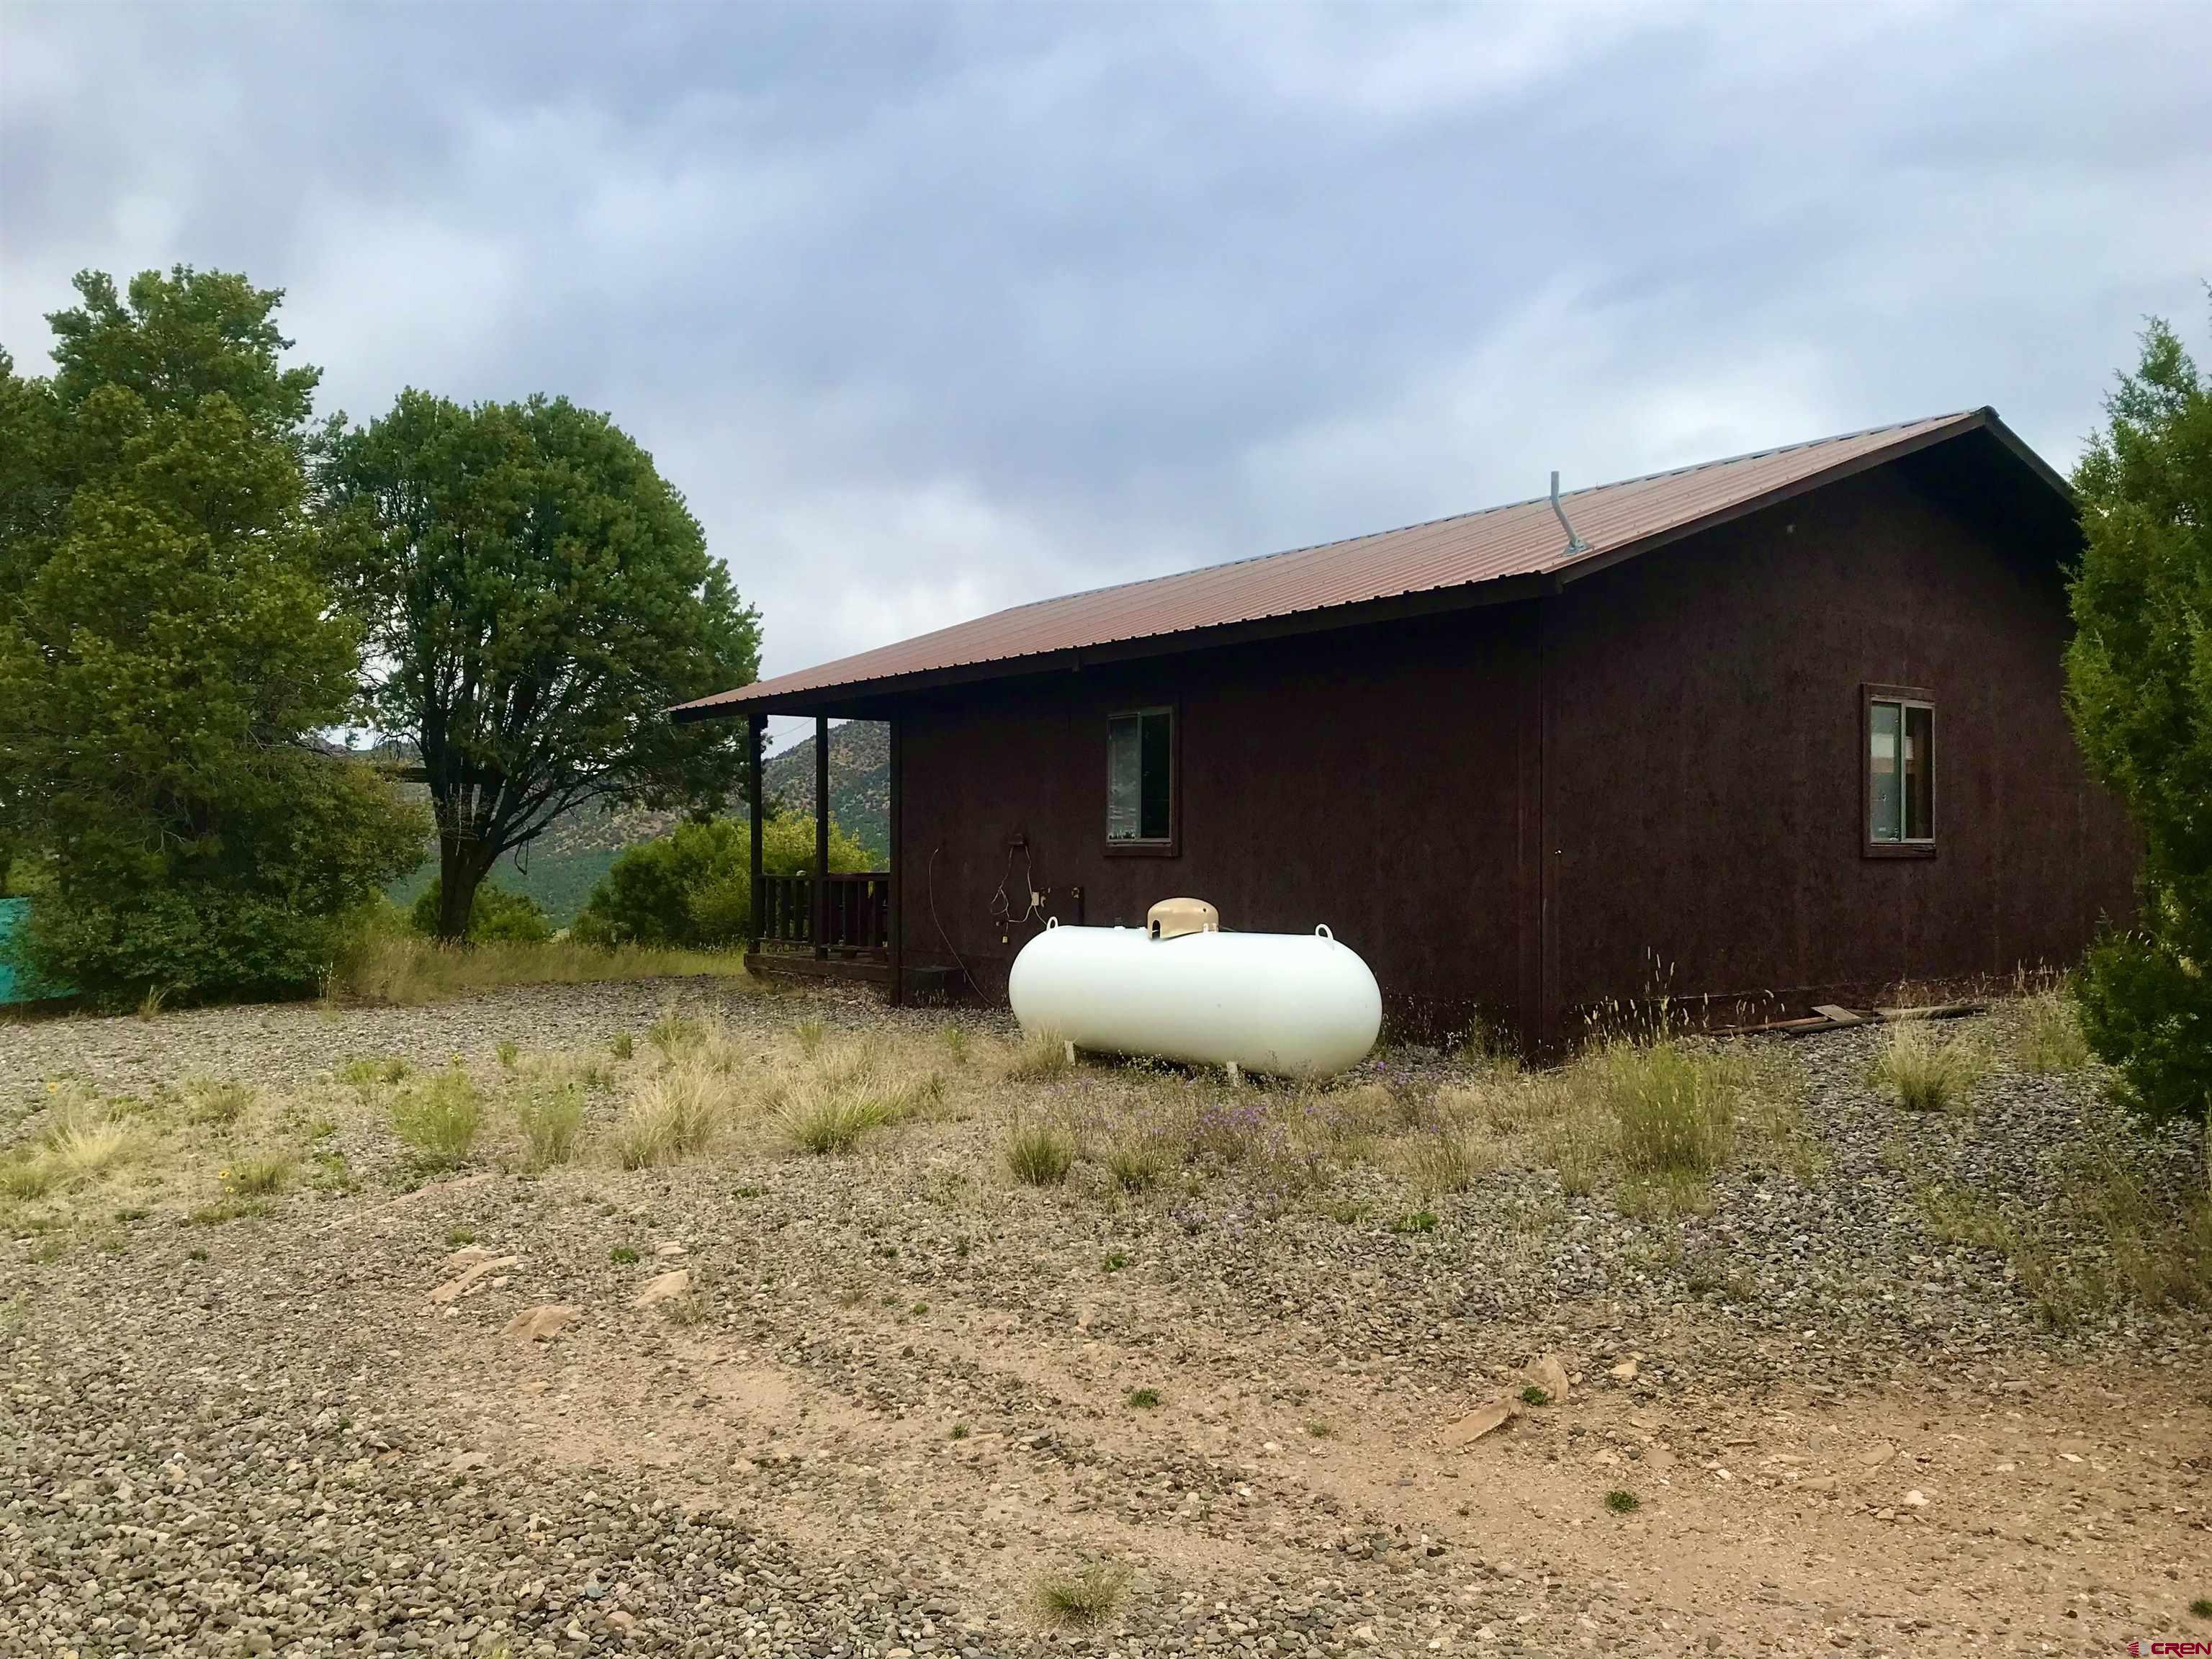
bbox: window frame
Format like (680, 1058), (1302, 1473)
(1861, 682), (1936, 859)
(1103, 703), (1179, 858)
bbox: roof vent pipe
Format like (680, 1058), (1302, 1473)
(1549, 470), (1588, 556)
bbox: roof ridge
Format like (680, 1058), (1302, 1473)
(985, 409), (1978, 618)
(675, 405), (2021, 717)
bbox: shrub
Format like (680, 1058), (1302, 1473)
(390, 1069), (482, 1171)
(573, 811), (873, 949)
(0, 269), (431, 1008)
(1872, 1023), (1984, 1112)
(1604, 1488), (1641, 1514)
(2063, 316), (2212, 1174)
(1124, 1387), (1161, 1409)
(409, 878), (552, 945)
(1006, 1118), (1074, 1185)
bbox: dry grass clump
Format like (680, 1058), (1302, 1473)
(648, 1009), (711, 1058)
(1400, 1125), (1493, 1202)
(338, 1056), (410, 1088)
(1915, 1181), (2020, 1254)
(43, 1107), (140, 1182)
(1873, 1022), (1987, 1112)
(222, 1155), (291, 1197)
(613, 1060), (732, 1167)
(0, 1156), (58, 1200)
(335, 933), (750, 1006)
(1004, 1026), (1074, 1082)
(1102, 1138), (1165, 1192)
(1033, 1560), (1131, 1626)
(1442, 1035), (1796, 1213)
(1090, 1075), (1402, 1199)
(1911, 1100), (2208, 1326)
(777, 1076), (899, 1155)
(1596, 1039), (1740, 1177)
(1006, 1116), (1075, 1186)
(515, 1076), (586, 1167)
(771, 1034), (944, 1155)
(390, 1069), (482, 1172)
(2028, 1107), (2211, 1321)
(181, 1076), (255, 1125)
(2015, 986), (2092, 1074)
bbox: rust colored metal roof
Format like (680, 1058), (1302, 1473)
(677, 407), (2043, 719)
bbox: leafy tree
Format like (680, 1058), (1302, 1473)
(0, 269), (426, 1003)
(2064, 306), (2212, 1173)
(320, 391), (761, 942)
(572, 811), (869, 949)
(408, 878), (553, 944)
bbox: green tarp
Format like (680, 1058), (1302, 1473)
(0, 898), (36, 1004)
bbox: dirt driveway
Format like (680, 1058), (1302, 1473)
(2, 978), (2206, 1656)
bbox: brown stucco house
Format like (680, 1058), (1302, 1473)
(675, 408), (2134, 1051)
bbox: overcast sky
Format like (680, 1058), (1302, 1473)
(6, 0), (2208, 732)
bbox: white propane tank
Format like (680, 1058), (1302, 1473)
(1007, 918), (1382, 1078)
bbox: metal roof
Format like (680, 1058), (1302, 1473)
(676, 407), (2051, 719)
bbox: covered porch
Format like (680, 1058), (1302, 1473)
(735, 711), (927, 999)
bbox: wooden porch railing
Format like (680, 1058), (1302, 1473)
(756, 871), (891, 954)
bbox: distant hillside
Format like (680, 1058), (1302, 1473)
(383, 721), (890, 927)
(761, 720), (889, 851)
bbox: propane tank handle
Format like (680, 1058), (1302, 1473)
(1315, 924), (1334, 942)
(1046, 915), (1058, 930)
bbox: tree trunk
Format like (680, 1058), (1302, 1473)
(436, 836), (494, 943)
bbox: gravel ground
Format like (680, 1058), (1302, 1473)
(2, 981), (2208, 1658)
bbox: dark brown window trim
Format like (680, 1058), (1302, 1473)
(1861, 681), (1936, 860)
(1104, 702), (1180, 858)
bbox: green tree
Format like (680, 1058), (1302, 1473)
(408, 878), (553, 944)
(2064, 306), (2212, 1174)
(0, 269), (426, 1003)
(573, 810), (869, 949)
(320, 391), (761, 942)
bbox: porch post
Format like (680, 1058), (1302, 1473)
(747, 713), (764, 959)
(887, 719), (903, 1005)
(813, 714), (830, 959)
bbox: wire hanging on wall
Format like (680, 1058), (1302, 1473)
(986, 840), (1045, 942)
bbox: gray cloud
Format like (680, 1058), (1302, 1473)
(6, 0), (2208, 706)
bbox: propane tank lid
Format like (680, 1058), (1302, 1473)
(1146, 896), (1220, 940)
